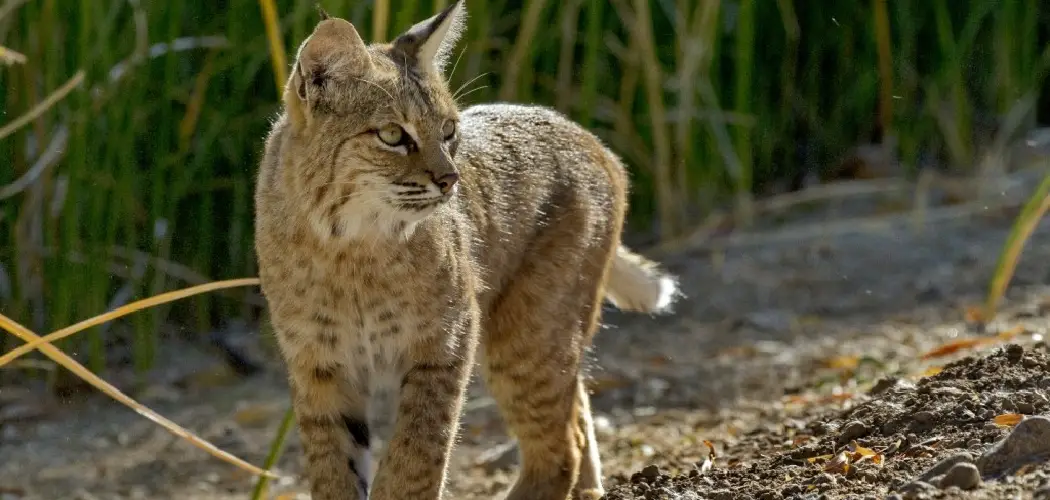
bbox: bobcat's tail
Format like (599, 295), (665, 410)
(604, 245), (680, 314)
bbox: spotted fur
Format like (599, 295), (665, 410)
(253, 2), (679, 499)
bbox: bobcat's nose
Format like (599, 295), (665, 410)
(431, 171), (459, 194)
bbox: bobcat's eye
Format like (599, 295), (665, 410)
(377, 124), (406, 146)
(441, 120), (457, 141)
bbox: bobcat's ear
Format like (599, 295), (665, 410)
(391, 1), (467, 75)
(284, 17), (372, 127)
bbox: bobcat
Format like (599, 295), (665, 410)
(253, 2), (679, 499)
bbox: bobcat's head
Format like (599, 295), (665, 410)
(281, 2), (467, 242)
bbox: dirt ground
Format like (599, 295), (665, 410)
(2, 179), (1050, 500)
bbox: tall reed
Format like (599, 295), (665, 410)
(2, 0), (1048, 378)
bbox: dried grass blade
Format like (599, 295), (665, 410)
(0, 278), (261, 367)
(0, 70), (85, 141)
(0, 312), (279, 478)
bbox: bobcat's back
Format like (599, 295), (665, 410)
(452, 103), (675, 313)
(450, 103), (627, 307)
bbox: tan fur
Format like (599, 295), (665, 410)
(253, 2), (678, 499)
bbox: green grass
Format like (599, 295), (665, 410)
(2, 0), (1049, 376)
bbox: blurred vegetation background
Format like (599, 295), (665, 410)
(2, 0), (1049, 379)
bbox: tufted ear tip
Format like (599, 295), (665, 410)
(315, 3), (330, 21)
(391, 0), (468, 74)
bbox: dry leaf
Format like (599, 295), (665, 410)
(698, 439), (716, 473)
(997, 325), (1026, 341)
(993, 413), (1024, 428)
(920, 338), (991, 360)
(792, 435), (815, 446)
(848, 440), (878, 457)
(921, 366), (944, 377)
(821, 355), (860, 371)
(823, 451), (851, 475)
(806, 454), (834, 464)
(703, 440), (717, 459)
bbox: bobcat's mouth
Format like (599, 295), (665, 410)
(388, 181), (454, 214)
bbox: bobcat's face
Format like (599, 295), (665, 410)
(281, 5), (465, 241)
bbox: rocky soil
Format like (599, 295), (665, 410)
(2, 179), (1050, 500)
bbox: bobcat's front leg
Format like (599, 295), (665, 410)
(287, 370), (370, 500)
(368, 336), (475, 499)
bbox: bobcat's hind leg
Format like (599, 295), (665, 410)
(481, 233), (613, 500)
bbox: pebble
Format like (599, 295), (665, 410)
(917, 452), (973, 482)
(637, 464), (661, 481)
(977, 416), (1050, 476)
(1005, 344), (1024, 363)
(837, 420), (869, 445)
(899, 480), (936, 499)
(936, 462), (981, 490)
(911, 411), (936, 424)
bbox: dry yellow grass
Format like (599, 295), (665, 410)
(0, 278), (279, 480)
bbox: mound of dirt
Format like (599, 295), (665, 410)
(605, 343), (1050, 500)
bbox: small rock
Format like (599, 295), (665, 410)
(744, 309), (797, 333)
(710, 490), (735, 500)
(956, 409), (976, 421)
(917, 452), (974, 482)
(870, 377), (915, 395)
(758, 490), (780, 500)
(899, 481), (936, 499)
(638, 464), (661, 480)
(937, 462), (981, 490)
(912, 411), (937, 424)
(1004, 344), (1024, 363)
(977, 416), (1050, 476)
(931, 386), (968, 397)
(837, 420), (870, 445)
(1016, 401), (1036, 414)
(807, 473), (837, 486)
